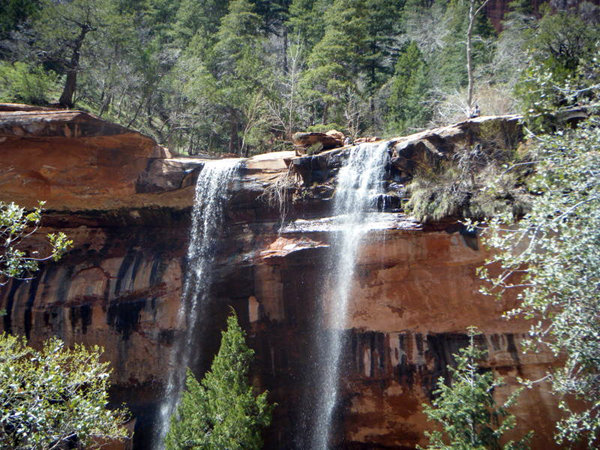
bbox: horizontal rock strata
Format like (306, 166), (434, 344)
(0, 105), (567, 449)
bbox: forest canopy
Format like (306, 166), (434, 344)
(0, 0), (598, 156)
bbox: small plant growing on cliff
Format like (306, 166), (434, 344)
(419, 327), (531, 450)
(0, 333), (130, 449)
(165, 311), (274, 450)
(0, 201), (72, 286)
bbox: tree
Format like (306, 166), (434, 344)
(419, 327), (531, 450)
(31, 0), (111, 108)
(480, 115), (600, 447)
(386, 41), (432, 134)
(0, 333), (129, 449)
(287, 0), (330, 51)
(514, 3), (600, 131)
(164, 312), (274, 450)
(466, 0), (492, 112)
(1, 201), (71, 287)
(198, 0), (271, 155)
(300, 0), (366, 126)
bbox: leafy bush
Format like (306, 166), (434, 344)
(0, 62), (59, 105)
(480, 118), (600, 446)
(0, 333), (129, 449)
(406, 143), (530, 223)
(1, 201), (72, 286)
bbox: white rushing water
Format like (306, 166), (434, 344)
(155, 158), (242, 449)
(310, 141), (390, 450)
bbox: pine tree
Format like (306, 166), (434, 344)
(419, 327), (531, 450)
(211, 0), (271, 155)
(164, 312), (274, 450)
(300, 0), (366, 126)
(287, 0), (330, 50)
(386, 41), (431, 134)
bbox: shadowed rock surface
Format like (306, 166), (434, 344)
(0, 105), (569, 449)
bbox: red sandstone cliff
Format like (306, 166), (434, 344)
(0, 105), (566, 449)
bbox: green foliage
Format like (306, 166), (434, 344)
(0, 62), (59, 105)
(0, 201), (72, 286)
(300, 0), (366, 124)
(0, 333), (129, 449)
(406, 133), (529, 223)
(514, 5), (600, 131)
(386, 41), (432, 134)
(419, 327), (532, 450)
(287, 0), (330, 49)
(479, 117), (600, 446)
(437, 0), (495, 90)
(1, 0), (596, 154)
(164, 312), (274, 450)
(0, 0), (40, 42)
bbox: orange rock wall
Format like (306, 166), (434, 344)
(0, 106), (568, 449)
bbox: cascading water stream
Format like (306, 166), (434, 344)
(155, 158), (242, 449)
(310, 141), (390, 450)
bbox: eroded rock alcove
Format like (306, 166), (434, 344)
(0, 105), (562, 449)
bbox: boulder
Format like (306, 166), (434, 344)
(355, 136), (381, 144)
(325, 129), (344, 141)
(292, 131), (343, 155)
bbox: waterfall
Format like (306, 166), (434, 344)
(155, 158), (242, 449)
(310, 142), (390, 450)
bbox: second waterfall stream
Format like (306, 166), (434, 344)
(155, 158), (242, 449)
(309, 141), (390, 450)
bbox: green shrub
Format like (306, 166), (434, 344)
(419, 327), (532, 450)
(0, 61), (59, 105)
(406, 143), (530, 222)
(0, 333), (129, 449)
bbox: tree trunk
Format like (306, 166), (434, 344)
(466, 0), (491, 115)
(283, 28), (289, 75)
(229, 110), (239, 155)
(59, 25), (91, 109)
(466, 0), (475, 113)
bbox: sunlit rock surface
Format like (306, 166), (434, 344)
(0, 105), (567, 449)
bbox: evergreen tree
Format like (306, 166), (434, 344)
(419, 327), (531, 450)
(436, 0), (495, 91)
(164, 312), (274, 450)
(386, 41), (431, 134)
(362, 0), (403, 92)
(209, 0), (271, 155)
(360, 0), (404, 131)
(287, 0), (330, 50)
(171, 0), (228, 49)
(300, 0), (366, 126)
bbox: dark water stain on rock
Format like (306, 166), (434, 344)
(70, 303), (92, 334)
(106, 298), (146, 341)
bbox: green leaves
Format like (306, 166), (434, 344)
(0, 333), (129, 449)
(481, 118), (600, 445)
(0, 201), (73, 286)
(165, 312), (274, 450)
(386, 41), (432, 134)
(419, 327), (532, 450)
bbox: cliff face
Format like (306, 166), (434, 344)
(0, 105), (563, 449)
